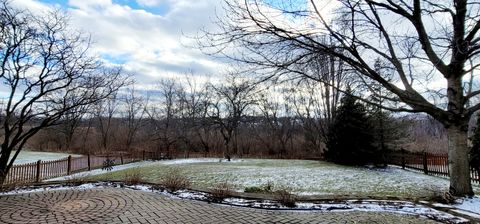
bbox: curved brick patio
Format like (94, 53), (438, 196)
(0, 188), (443, 224)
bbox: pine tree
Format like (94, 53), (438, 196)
(324, 91), (377, 165)
(470, 114), (480, 175)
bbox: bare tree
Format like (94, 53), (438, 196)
(257, 88), (295, 158)
(147, 79), (181, 157)
(202, 0), (480, 196)
(120, 85), (146, 152)
(56, 97), (90, 151)
(176, 75), (213, 157)
(94, 91), (120, 152)
(0, 3), (126, 184)
(209, 74), (257, 160)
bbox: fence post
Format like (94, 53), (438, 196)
(35, 160), (41, 183)
(401, 149), (405, 169)
(67, 155), (72, 175)
(423, 152), (428, 174)
(143, 150), (146, 161)
(87, 154), (91, 171)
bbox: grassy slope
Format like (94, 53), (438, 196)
(89, 159), (480, 198)
(12, 150), (81, 164)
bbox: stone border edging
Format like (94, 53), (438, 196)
(2, 180), (479, 223)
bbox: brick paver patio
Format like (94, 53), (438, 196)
(0, 188), (443, 223)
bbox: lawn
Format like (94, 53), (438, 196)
(11, 150), (81, 164)
(88, 158), (480, 199)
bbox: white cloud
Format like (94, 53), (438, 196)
(68, 0), (112, 9)
(136, 0), (164, 7)
(11, 0), (226, 88)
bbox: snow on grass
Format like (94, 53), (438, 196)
(0, 182), (468, 223)
(45, 161), (154, 181)
(0, 183), (102, 196)
(453, 196), (480, 217)
(12, 150), (82, 164)
(161, 158), (242, 165)
(88, 158), (480, 199)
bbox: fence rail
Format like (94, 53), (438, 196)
(3, 150), (162, 186)
(387, 150), (480, 184)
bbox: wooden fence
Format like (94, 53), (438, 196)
(3, 150), (161, 186)
(387, 150), (480, 184)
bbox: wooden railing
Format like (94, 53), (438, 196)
(387, 150), (480, 184)
(3, 150), (163, 186)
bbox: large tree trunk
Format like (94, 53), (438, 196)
(447, 126), (474, 196)
(0, 151), (10, 186)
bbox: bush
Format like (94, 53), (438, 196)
(159, 167), (191, 192)
(124, 168), (144, 185)
(244, 181), (274, 193)
(211, 181), (233, 200)
(470, 113), (480, 174)
(273, 187), (296, 207)
(65, 173), (89, 186)
(421, 185), (455, 204)
(324, 92), (378, 166)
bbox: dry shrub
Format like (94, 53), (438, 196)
(65, 173), (89, 186)
(244, 181), (274, 194)
(124, 168), (144, 185)
(429, 189), (456, 204)
(160, 167), (191, 192)
(274, 187), (297, 207)
(211, 181), (233, 200)
(0, 182), (20, 192)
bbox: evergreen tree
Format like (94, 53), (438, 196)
(324, 91), (377, 165)
(470, 114), (480, 175)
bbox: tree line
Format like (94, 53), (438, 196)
(25, 74), (447, 162)
(2, 0), (478, 197)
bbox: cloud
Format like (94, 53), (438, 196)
(136, 0), (164, 7)
(12, 0), (225, 88)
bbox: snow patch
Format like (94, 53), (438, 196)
(0, 183), (470, 223)
(45, 161), (154, 181)
(0, 183), (103, 195)
(451, 209), (480, 219)
(160, 158), (244, 165)
(453, 196), (480, 216)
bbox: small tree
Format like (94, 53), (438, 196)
(324, 91), (377, 165)
(470, 114), (480, 176)
(0, 3), (126, 184)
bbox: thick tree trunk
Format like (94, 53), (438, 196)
(447, 126), (474, 196)
(0, 152), (10, 186)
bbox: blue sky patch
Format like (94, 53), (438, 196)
(262, 0), (308, 12)
(38, 0), (170, 15)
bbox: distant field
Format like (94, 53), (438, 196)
(11, 150), (81, 164)
(88, 158), (480, 199)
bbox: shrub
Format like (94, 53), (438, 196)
(274, 187), (296, 207)
(124, 168), (144, 185)
(244, 181), (274, 194)
(470, 113), (480, 175)
(211, 181), (233, 200)
(424, 186), (456, 204)
(65, 173), (89, 186)
(324, 91), (378, 166)
(159, 167), (191, 192)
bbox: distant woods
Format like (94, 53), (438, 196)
(25, 75), (449, 159)
(0, 1), (128, 184)
(0, 0), (451, 164)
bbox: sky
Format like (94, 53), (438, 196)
(11, 0), (226, 90)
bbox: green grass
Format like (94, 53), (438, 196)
(88, 159), (480, 199)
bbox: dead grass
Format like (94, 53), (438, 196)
(124, 168), (144, 185)
(274, 187), (297, 207)
(65, 173), (90, 186)
(159, 167), (191, 192)
(211, 181), (234, 200)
